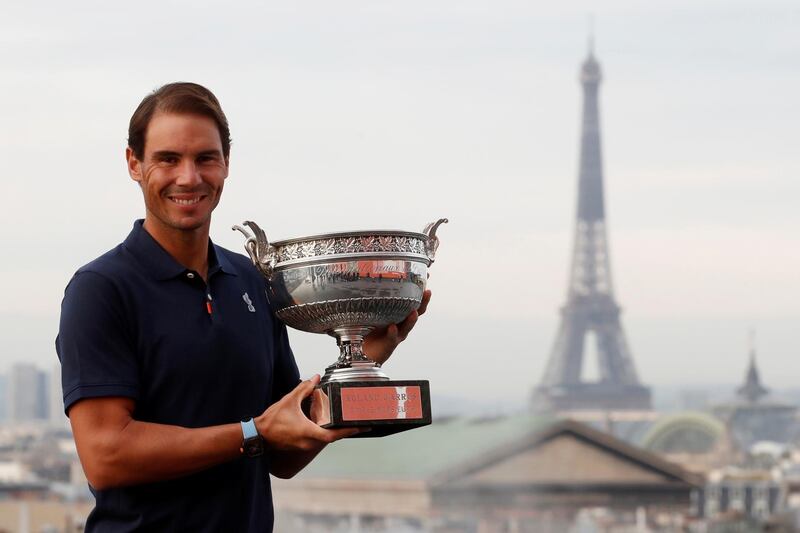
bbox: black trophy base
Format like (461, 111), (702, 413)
(317, 380), (431, 438)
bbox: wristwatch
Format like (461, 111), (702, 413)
(240, 418), (265, 457)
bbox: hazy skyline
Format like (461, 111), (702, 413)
(1, 1), (798, 405)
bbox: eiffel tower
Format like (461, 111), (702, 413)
(533, 45), (651, 413)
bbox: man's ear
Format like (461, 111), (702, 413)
(126, 147), (143, 184)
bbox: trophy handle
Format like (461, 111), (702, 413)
(422, 218), (448, 263)
(232, 221), (276, 278)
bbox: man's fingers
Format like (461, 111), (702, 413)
(292, 375), (321, 401)
(396, 290), (429, 338)
(397, 310), (418, 340)
(325, 427), (362, 441)
(307, 424), (360, 443)
(310, 389), (331, 426)
(386, 323), (400, 344)
(417, 290), (432, 316)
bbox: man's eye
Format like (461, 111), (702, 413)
(159, 156), (178, 164)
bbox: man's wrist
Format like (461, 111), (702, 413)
(253, 414), (267, 441)
(240, 418), (264, 457)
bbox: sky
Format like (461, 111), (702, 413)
(0, 1), (798, 407)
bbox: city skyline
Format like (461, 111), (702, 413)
(1, 1), (798, 405)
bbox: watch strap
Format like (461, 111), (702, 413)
(241, 418), (259, 440)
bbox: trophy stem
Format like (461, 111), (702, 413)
(321, 326), (389, 384)
(333, 326), (375, 366)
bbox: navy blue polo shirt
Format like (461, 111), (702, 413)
(56, 220), (300, 532)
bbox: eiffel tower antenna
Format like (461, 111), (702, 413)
(588, 14), (595, 56)
(533, 44), (651, 413)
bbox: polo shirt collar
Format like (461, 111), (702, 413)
(123, 220), (237, 281)
(210, 242), (237, 277)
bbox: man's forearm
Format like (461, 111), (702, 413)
(71, 379), (356, 490)
(79, 414), (325, 488)
(69, 397), (248, 490)
(79, 417), (243, 490)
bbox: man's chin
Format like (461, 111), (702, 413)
(162, 215), (210, 233)
(145, 210), (213, 235)
(172, 219), (208, 232)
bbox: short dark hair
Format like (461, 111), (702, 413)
(127, 82), (232, 161)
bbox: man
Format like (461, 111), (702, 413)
(56, 82), (429, 532)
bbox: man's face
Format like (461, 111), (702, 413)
(126, 112), (229, 235)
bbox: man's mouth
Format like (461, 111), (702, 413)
(168, 195), (205, 206)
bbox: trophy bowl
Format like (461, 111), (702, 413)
(233, 219), (448, 386)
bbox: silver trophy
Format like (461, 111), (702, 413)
(233, 219), (447, 436)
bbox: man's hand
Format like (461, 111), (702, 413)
(256, 375), (357, 453)
(263, 375), (360, 479)
(363, 289), (431, 366)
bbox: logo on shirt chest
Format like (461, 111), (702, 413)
(242, 292), (256, 313)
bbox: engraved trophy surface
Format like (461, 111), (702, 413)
(233, 218), (447, 437)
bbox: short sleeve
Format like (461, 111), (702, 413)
(56, 271), (140, 415)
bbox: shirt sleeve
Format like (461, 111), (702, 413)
(56, 271), (140, 415)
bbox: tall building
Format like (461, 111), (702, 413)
(8, 363), (49, 422)
(533, 46), (651, 413)
(736, 343), (768, 404)
(713, 342), (799, 450)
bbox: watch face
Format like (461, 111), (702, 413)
(243, 438), (264, 457)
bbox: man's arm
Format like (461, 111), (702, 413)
(69, 397), (241, 490)
(70, 377), (356, 490)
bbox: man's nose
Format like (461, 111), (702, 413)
(175, 160), (202, 186)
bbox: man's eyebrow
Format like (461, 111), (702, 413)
(151, 150), (181, 159)
(150, 149), (223, 160)
(197, 150), (223, 157)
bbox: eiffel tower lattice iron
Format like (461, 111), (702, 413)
(533, 48), (651, 412)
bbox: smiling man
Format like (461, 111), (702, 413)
(56, 82), (429, 532)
